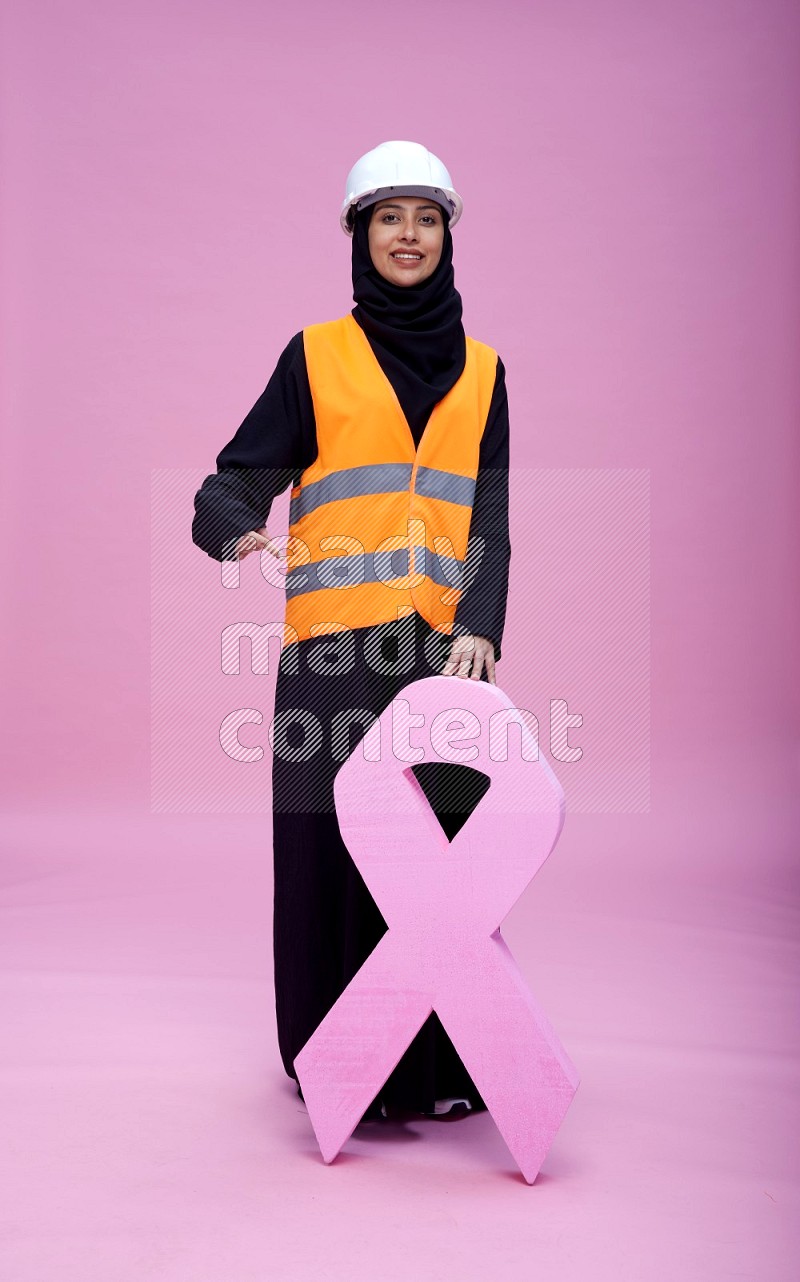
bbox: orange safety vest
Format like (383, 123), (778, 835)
(283, 312), (498, 647)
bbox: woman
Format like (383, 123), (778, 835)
(192, 141), (511, 1121)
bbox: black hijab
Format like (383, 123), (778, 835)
(350, 203), (466, 444)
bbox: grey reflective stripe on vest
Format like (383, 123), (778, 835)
(286, 546), (412, 598)
(289, 463), (412, 524)
(413, 543), (464, 589)
(414, 466), (476, 507)
(285, 543), (464, 599)
(289, 463), (475, 524)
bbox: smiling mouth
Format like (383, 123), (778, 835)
(391, 252), (423, 261)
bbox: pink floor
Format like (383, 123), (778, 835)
(2, 752), (797, 1281)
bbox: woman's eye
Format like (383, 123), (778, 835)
(380, 212), (437, 224)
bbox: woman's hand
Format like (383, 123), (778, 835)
(443, 633), (496, 684)
(234, 526), (287, 561)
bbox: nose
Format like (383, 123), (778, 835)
(399, 218), (418, 241)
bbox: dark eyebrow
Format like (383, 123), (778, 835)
(374, 203), (441, 213)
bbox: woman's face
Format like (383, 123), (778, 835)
(367, 196), (445, 286)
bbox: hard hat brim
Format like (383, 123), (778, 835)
(340, 185), (463, 236)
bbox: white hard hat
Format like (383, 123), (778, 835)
(340, 140), (463, 236)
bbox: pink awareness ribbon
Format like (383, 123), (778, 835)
(293, 674), (579, 1183)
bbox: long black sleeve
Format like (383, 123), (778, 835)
(452, 357), (511, 662)
(191, 333), (317, 560)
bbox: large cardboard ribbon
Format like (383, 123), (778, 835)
(293, 675), (579, 1182)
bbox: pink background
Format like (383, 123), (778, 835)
(2, 0), (799, 1278)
